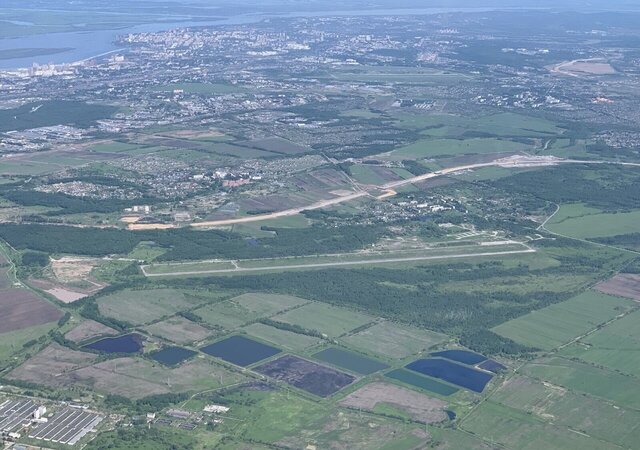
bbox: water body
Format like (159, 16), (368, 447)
(431, 349), (487, 365)
(200, 335), (281, 367)
(406, 358), (493, 393)
(83, 333), (144, 354)
(151, 346), (197, 366)
(0, 7), (533, 69)
(313, 347), (389, 375)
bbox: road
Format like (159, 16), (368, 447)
(141, 246), (536, 277)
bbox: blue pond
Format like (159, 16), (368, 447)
(431, 350), (487, 365)
(83, 333), (143, 354)
(478, 359), (506, 373)
(406, 358), (493, 393)
(151, 347), (197, 366)
(201, 335), (281, 367)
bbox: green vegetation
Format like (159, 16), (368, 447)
(493, 291), (636, 350)
(271, 302), (374, 338)
(547, 204), (640, 239)
(386, 137), (528, 160)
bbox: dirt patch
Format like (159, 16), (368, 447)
(64, 320), (118, 344)
(255, 355), (355, 397)
(550, 59), (617, 76)
(339, 382), (448, 423)
(9, 343), (97, 387)
(0, 289), (63, 334)
(50, 257), (102, 284)
(595, 273), (640, 301)
(144, 316), (211, 345)
(29, 278), (90, 303)
(162, 129), (223, 139)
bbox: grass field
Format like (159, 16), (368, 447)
(272, 302), (375, 338)
(492, 291), (635, 350)
(242, 323), (322, 351)
(547, 203), (640, 238)
(522, 356), (640, 410)
(460, 401), (613, 450)
(491, 375), (640, 448)
(349, 164), (397, 184)
(144, 316), (211, 345)
(341, 321), (448, 359)
(0, 322), (56, 361)
(193, 293), (308, 331)
(558, 309), (640, 375)
(96, 288), (217, 325)
(385, 138), (528, 160)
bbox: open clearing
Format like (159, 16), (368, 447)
(144, 316), (211, 345)
(96, 288), (214, 325)
(558, 309), (640, 376)
(0, 288), (62, 334)
(521, 356), (640, 410)
(460, 400), (614, 450)
(546, 204), (640, 239)
(272, 302), (374, 338)
(341, 321), (448, 359)
(141, 242), (535, 277)
(491, 375), (640, 449)
(64, 320), (117, 344)
(242, 323), (322, 352)
(339, 382), (448, 423)
(383, 137), (529, 160)
(595, 273), (640, 300)
(492, 291), (636, 350)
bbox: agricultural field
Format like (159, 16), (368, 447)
(547, 203), (640, 239)
(339, 382), (448, 424)
(341, 320), (448, 359)
(492, 291), (636, 350)
(96, 288), (219, 325)
(595, 273), (640, 300)
(242, 323), (322, 352)
(271, 302), (375, 338)
(144, 316), (211, 345)
(558, 309), (640, 375)
(384, 137), (529, 160)
(64, 320), (117, 344)
(0, 288), (62, 334)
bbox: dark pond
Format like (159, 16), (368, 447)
(255, 355), (354, 398)
(200, 335), (280, 367)
(445, 410), (457, 420)
(406, 358), (493, 393)
(431, 350), (487, 365)
(151, 346), (197, 366)
(312, 347), (389, 375)
(477, 359), (506, 373)
(385, 369), (459, 396)
(83, 333), (143, 354)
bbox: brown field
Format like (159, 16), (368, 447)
(339, 382), (448, 423)
(0, 289), (63, 334)
(9, 343), (97, 387)
(64, 320), (118, 344)
(595, 273), (640, 301)
(144, 316), (211, 345)
(29, 279), (88, 303)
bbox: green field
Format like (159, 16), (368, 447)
(349, 164), (395, 185)
(522, 356), (640, 410)
(491, 375), (640, 448)
(193, 293), (308, 331)
(547, 203), (640, 238)
(341, 321), (448, 359)
(386, 137), (529, 160)
(96, 288), (216, 325)
(558, 309), (640, 375)
(272, 302), (375, 338)
(0, 323), (57, 361)
(460, 401), (614, 450)
(242, 323), (322, 351)
(493, 291), (635, 350)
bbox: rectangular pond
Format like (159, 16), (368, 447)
(430, 350), (487, 365)
(256, 355), (355, 397)
(406, 358), (493, 393)
(200, 335), (281, 367)
(151, 347), (197, 366)
(477, 359), (506, 373)
(82, 333), (143, 354)
(312, 347), (389, 375)
(385, 368), (459, 396)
